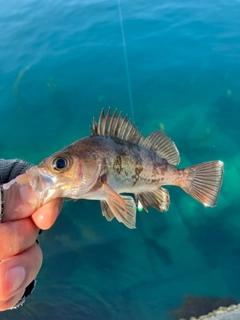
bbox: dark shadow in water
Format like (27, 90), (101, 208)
(113, 278), (168, 320)
(221, 245), (240, 298)
(180, 207), (233, 268)
(2, 299), (114, 320)
(186, 222), (229, 266)
(2, 75), (89, 161)
(208, 93), (240, 143)
(143, 237), (173, 266)
(41, 237), (125, 285)
(160, 96), (240, 164)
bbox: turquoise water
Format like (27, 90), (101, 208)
(1, 0), (240, 319)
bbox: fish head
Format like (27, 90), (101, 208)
(26, 151), (88, 204)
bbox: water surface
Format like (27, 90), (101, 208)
(1, 0), (240, 319)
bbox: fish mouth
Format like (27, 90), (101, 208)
(26, 166), (60, 205)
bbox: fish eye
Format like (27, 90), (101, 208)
(52, 156), (69, 172)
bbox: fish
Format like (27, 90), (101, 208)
(4, 109), (224, 229)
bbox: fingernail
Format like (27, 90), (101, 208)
(4, 266), (25, 296)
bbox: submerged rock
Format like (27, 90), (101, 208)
(168, 294), (239, 320)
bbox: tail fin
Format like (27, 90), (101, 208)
(182, 161), (224, 207)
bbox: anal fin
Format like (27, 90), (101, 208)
(101, 183), (136, 228)
(100, 200), (114, 221)
(135, 187), (170, 212)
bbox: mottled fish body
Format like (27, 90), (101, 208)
(59, 135), (171, 194)
(4, 109), (224, 228)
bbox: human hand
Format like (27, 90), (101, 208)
(0, 183), (63, 311)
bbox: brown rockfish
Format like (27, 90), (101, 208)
(5, 109), (224, 228)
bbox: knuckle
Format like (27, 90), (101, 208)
(5, 224), (23, 258)
(33, 243), (43, 271)
(0, 218), (38, 260)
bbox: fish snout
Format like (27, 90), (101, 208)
(26, 166), (57, 203)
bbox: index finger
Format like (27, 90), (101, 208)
(2, 183), (63, 229)
(2, 184), (38, 222)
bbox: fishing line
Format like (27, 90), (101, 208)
(118, 4), (155, 271)
(117, 0), (135, 123)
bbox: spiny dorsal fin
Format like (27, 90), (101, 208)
(90, 108), (143, 144)
(140, 131), (180, 166)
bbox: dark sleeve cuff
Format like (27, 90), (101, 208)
(0, 159), (33, 184)
(0, 185), (3, 222)
(11, 280), (37, 309)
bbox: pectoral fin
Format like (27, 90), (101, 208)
(135, 187), (170, 212)
(101, 183), (136, 228)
